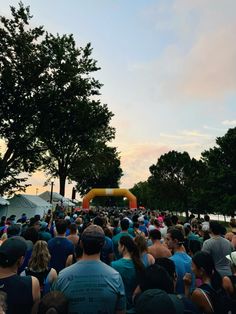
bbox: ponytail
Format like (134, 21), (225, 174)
(119, 236), (145, 274)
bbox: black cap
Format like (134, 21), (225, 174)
(0, 237), (27, 267)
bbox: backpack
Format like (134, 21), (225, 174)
(25, 268), (51, 297)
(200, 283), (233, 314)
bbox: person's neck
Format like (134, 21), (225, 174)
(173, 245), (185, 253)
(57, 234), (66, 237)
(81, 253), (101, 261)
(121, 230), (128, 233)
(0, 265), (18, 278)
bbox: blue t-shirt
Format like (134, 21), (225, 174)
(48, 237), (74, 273)
(111, 258), (138, 311)
(170, 252), (195, 294)
(101, 236), (114, 265)
(53, 260), (126, 314)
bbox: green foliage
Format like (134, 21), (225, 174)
(0, 3), (120, 195)
(201, 128), (236, 215)
(0, 2), (46, 194)
(70, 144), (123, 196)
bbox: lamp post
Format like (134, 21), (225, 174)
(50, 179), (54, 204)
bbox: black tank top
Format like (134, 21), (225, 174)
(0, 274), (33, 314)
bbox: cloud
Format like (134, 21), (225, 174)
(222, 120), (236, 126)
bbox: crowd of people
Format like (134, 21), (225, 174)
(0, 207), (235, 314)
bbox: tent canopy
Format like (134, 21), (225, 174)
(5, 194), (52, 220)
(39, 191), (75, 207)
(0, 197), (9, 206)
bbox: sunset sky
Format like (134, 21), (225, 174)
(1, 0), (236, 199)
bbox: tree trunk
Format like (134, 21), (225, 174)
(59, 175), (66, 196)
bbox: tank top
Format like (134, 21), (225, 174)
(0, 274), (33, 314)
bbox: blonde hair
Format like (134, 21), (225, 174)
(28, 240), (51, 272)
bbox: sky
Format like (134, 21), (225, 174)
(1, 0), (236, 199)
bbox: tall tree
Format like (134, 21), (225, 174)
(0, 3), (46, 194)
(202, 127), (236, 215)
(38, 33), (116, 195)
(148, 150), (201, 217)
(69, 144), (123, 196)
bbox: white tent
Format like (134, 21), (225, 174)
(0, 197), (9, 217)
(5, 194), (52, 220)
(39, 191), (75, 207)
(0, 197), (9, 206)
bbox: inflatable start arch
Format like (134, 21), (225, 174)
(82, 188), (137, 210)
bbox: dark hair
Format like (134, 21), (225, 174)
(192, 251), (222, 290)
(69, 223), (77, 234)
(155, 258), (176, 280)
(55, 220), (67, 235)
(23, 227), (39, 244)
(149, 229), (161, 240)
(36, 291), (69, 314)
(93, 216), (105, 228)
(189, 239), (202, 255)
(139, 264), (174, 293)
(120, 219), (129, 231)
(119, 236), (144, 274)
(204, 214), (210, 222)
(164, 216), (172, 228)
(210, 221), (223, 235)
(171, 215), (178, 225)
(167, 228), (184, 245)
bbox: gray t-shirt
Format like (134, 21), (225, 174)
(53, 260), (126, 314)
(202, 236), (232, 277)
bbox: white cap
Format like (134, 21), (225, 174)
(226, 251), (236, 266)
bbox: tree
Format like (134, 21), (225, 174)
(69, 143), (123, 196)
(201, 127), (236, 215)
(38, 33), (116, 195)
(130, 181), (152, 208)
(0, 3), (46, 194)
(148, 150), (201, 217)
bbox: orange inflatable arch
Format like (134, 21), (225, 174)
(82, 188), (137, 210)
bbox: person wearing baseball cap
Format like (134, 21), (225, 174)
(222, 252), (236, 301)
(53, 224), (126, 314)
(0, 237), (40, 314)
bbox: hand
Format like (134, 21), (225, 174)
(183, 273), (192, 286)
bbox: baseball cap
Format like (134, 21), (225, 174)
(135, 289), (184, 314)
(226, 251), (236, 266)
(0, 237), (27, 267)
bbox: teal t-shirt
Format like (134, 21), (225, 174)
(53, 260), (126, 314)
(112, 232), (133, 259)
(111, 258), (137, 311)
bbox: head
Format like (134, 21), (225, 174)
(0, 237), (27, 269)
(23, 226), (39, 244)
(28, 240), (51, 271)
(7, 224), (21, 238)
(155, 257), (176, 283)
(135, 289), (184, 314)
(209, 221), (223, 235)
(120, 218), (129, 231)
(204, 214), (210, 222)
(149, 229), (161, 241)
(139, 264), (174, 294)
(192, 251), (222, 289)
(188, 239), (202, 256)
(93, 216), (105, 229)
(119, 236), (144, 274)
(69, 223), (77, 235)
(166, 228), (185, 251)
(55, 220), (67, 235)
(36, 291), (69, 314)
(134, 235), (148, 254)
(81, 225), (105, 255)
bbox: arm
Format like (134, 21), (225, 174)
(31, 276), (40, 302)
(222, 276), (234, 295)
(191, 289), (214, 314)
